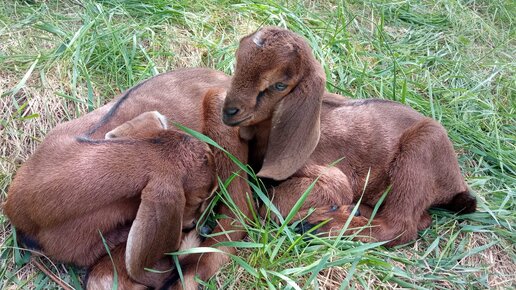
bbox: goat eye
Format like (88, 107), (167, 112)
(257, 90), (265, 100)
(273, 82), (287, 91)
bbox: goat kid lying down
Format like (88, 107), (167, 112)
(5, 68), (252, 289)
(5, 111), (216, 288)
(222, 27), (476, 246)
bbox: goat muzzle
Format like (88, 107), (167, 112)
(222, 109), (251, 126)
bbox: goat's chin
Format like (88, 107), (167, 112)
(223, 115), (252, 127)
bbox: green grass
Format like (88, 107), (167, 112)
(1, 0), (514, 289)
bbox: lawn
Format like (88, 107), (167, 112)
(0, 0), (514, 289)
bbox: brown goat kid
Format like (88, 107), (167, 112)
(223, 27), (476, 246)
(5, 68), (252, 289)
(5, 110), (216, 288)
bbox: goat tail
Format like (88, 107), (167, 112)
(441, 190), (477, 214)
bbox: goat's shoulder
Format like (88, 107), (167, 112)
(322, 94), (421, 122)
(321, 92), (350, 108)
(322, 93), (401, 108)
(342, 98), (401, 107)
(323, 93), (402, 108)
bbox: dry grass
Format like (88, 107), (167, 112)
(1, 0), (514, 289)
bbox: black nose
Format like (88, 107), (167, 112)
(223, 107), (239, 117)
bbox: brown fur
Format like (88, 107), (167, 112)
(5, 110), (216, 287)
(223, 27), (476, 246)
(4, 68), (252, 289)
(86, 231), (201, 290)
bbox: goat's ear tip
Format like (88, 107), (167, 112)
(154, 112), (168, 129)
(257, 167), (291, 181)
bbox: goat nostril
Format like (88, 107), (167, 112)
(224, 107), (239, 117)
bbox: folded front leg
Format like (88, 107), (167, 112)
(260, 165), (358, 226)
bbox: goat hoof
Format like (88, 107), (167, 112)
(199, 225), (213, 242)
(294, 221), (318, 235)
(200, 225), (213, 236)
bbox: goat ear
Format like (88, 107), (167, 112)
(105, 111), (167, 139)
(125, 179), (185, 285)
(258, 71), (325, 181)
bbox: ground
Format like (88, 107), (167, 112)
(0, 0), (514, 289)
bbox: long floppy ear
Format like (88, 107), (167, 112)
(125, 178), (185, 286)
(258, 70), (325, 181)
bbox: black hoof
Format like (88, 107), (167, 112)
(200, 225), (213, 236)
(199, 225), (213, 242)
(18, 231), (42, 251)
(294, 221), (318, 235)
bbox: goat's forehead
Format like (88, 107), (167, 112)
(241, 29), (295, 52)
(236, 43), (290, 70)
(235, 48), (271, 72)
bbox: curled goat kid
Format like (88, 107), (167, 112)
(222, 27), (476, 246)
(5, 110), (215, 289)
(5, 68), (252, 289)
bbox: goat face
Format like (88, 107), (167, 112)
(222, 27), (306, 127)
(223, 27), (326, 180)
